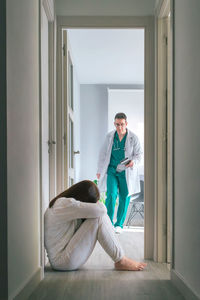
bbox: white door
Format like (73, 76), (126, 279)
(41, 5), (50, 214)
(62, 30), (75, 188)
(41, 5), (50, 266)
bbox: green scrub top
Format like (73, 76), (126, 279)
(107, 131), (127, 176)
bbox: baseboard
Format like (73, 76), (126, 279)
(171, 269), (200, 300)
(9, 267), (43, 300)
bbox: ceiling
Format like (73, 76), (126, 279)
(68, 29), (144, 84)
(56, 0), (157, 16)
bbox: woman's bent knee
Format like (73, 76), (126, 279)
(51, 258), (81, 271)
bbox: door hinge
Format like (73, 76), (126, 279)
(62, 43), (66, 56)
(163, 35), (168, 45)
(63, 133), (66, 145)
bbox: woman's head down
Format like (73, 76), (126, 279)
(49, 180), (100, 208)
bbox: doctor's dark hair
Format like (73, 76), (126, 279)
(114, 112), (127, 120)
(49, 180), (100, 208)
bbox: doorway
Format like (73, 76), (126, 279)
(66, 28), (145, 244)
(56, 16), (155, 260)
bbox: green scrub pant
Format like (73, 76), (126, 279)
(105, 172), (130, 228)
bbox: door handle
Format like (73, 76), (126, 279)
(48, 140), (56, 146)
(73, 150), (80, 155)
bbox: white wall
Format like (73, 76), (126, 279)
(7, 1), (40, 298)
(173, 0), (200, 298)
(108, 89), (144, 175)
(79, 85), (108, 181)
(56, 0), (156, 16)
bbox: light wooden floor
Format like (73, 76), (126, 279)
(29, 230), (184, 300)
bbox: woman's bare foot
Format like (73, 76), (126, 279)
(115, 256), (147, 271)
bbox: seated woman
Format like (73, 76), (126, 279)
(44, 180), (147, 271)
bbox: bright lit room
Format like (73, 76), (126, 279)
(68, 28), (145, 248)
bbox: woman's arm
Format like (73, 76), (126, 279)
(52, 198), (107, 221)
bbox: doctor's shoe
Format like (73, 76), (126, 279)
(115, 226), (123, 234)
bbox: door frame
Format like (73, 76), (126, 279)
(56, 16), (155, 259)
(155, 0), (174, 264)
(39, 0), (56, 274)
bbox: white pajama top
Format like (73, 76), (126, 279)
(44, 197), (106, 264)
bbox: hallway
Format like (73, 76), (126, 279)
(29, 232), (184, 300)
(2, 1), (200, 299)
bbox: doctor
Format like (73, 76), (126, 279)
(97, 112), (142, 233)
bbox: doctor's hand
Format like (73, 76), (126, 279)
(96, 173), (101, 180)
(125, 160), (134, 168)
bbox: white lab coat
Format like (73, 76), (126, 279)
(97, 129), (142, 196)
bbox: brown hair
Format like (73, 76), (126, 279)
(49, 180), (100, 208)
(114, 112), (127, 120)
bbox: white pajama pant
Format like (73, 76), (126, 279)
(51, 213), (124, 271)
